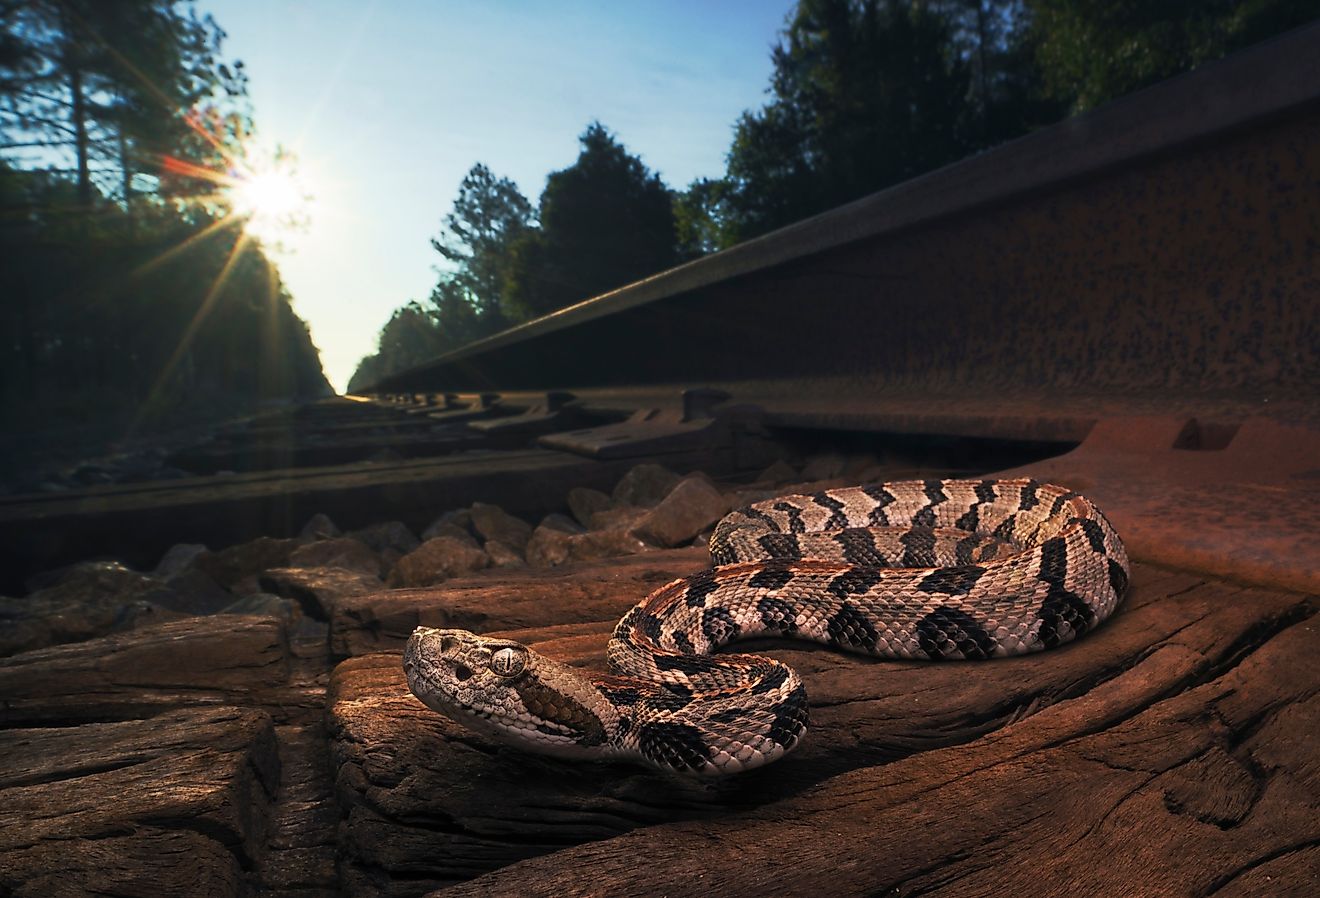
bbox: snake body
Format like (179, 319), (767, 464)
(403, 478), (1129, 776)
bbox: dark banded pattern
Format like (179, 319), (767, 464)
(406, 478), (1129, 777)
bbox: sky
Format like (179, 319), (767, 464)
(202, 1), (796, 392)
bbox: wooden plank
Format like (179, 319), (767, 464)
(325, 557), (1315, 895)
(0, 707), (279, 896)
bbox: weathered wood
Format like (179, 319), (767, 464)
(326, 557), (1315, 896)
(431, 594), (1319, 898)
(0, 830), (243, 898)
(0, 615), (293, 726)
(258, 723), (340, 894)
(0, 706), (279, 897)
(329, 548), (709, 657)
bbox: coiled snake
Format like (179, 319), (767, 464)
(403, 478), (1129, 776)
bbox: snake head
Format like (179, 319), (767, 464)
(403, 627), (619, 760)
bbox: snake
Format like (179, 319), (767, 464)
(403, 478), (1129, 777)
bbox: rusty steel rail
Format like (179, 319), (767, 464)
(364, 22), (1320, 441)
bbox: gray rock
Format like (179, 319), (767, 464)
(526, 520), (649, 567)
(422, 508), (475, 539)
(525, 523), (573, 568)
(298, 512), (341, 542)
(567, 487), (614, 528)
(540, 513), (586, 535)
(567, 528), (651, 562)
(221, 592), (298, 624)
(800, 452), (849, 481)
(470, 503), (533, 550)
(485, 540), (528, 568)
(149, 567), (235, 615)
(387, 537), (490, 588)
(630, 476), (732, 548)
(347, 521), (420, 556)
(192, 537), (301, 590)
(589, 505), (647, 532)
(153, 543), (208, 580)
(0, 563), (188, 657)
(612, 463), (682, 508)
(420, 520), (482, 549)
(756, 459), (799, 486)
(288, 537), (383, 576)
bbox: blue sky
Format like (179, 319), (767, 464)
(203, 1), (796, 390)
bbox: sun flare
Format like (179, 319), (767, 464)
(229, 153), (313, 246)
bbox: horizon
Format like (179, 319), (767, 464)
(205, 0), (796, 392)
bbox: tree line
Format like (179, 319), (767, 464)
(350, 0), (1317, 391)
(1, 0), (329, 465)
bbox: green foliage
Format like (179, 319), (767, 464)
(0, 0), (247, 209)
(430, 163), (533, 325)
(0, 5), (327, 461)
(673, 178), (732, 261)
(1, 163), (328, 439)
(723, 0), (976, 241)
(1027, 0), (1320, 111)
(502, 122), (678, 320)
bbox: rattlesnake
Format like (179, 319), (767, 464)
(403, 478), (1129, 776)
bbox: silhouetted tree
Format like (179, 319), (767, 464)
(346, 301), (447, 393)
(0, 6), (327, 462)
(430, 163), (533, 328)
(933, 0), (1063, 145)
(1026, 0), (1320, 112)
(723, 0), (971, 241)
(503, 122), (677, 319)
(0, 0), (246, 214)
(673, 177), (732, 261)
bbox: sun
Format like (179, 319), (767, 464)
(229, 152), (313, 247)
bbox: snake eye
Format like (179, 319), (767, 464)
(489, 646), (526, 678)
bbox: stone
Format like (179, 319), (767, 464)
(756, 458), (799, 485)
(566, 486), (614, 527)
(0, 562), (188, 657)
(567, 528), (651, 562)
(630, 475), (731, 548)
(800, 451), (849, 481)
(347, 521), (421, 556)
(588, 504), (647, 531)
(153, 542), (208, 579)
(222, 592), (299, 623)
(149, 566), (236, 615)
(611, 463), (682, 508)
(540, 512), (585, 534)
(422, 508), (475, 540)
(484, 539), (527, 568)
(289, 536), (384, 576)
(469, 502), (533, 550)
(192, 536), (301, 590)
(527, 511), (650, 567)
(259, 566), (384, 621)
(524, 522), (573, 567)
(299, 512), (341, 541)
(419, 520), (481, 549)
(386, 537), (491, 588)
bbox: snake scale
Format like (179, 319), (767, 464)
(404, 478), (1130, 776)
